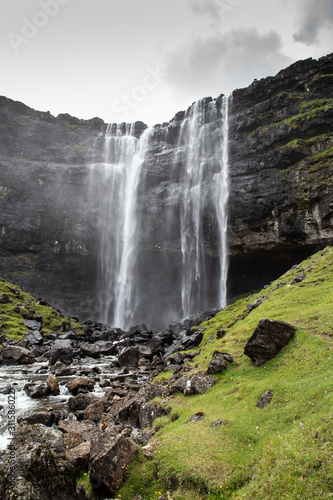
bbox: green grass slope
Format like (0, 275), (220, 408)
(117, 247), (333, 500)
(0, 278), (83, 340)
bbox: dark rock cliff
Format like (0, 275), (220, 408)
(0, 53), (332, 326)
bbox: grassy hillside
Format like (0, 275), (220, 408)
(0, 278), (83, 340)
(116, 246), (333, 499)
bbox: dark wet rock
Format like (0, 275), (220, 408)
(257, 389), (274, 408)
(68, 393), (101, 412)
(118, 346), (144, 367)
(180, 331), (204, 350)
(80, 342), (101, 358)
(24, 382), (50, 398)
(84, 400), (105, 422)
(244, 318), (296, 366)
(49, 339), (73, 365)
(67, 377), (95, 395)
(117, 383), (164, 428)
(95, 340), (118, 355)
(89, 430), (138, 496)
(129, 323), (149, 335)
(17, 410), (55, 426)
(46, 373), (60, 395)
(61, 330), (78, 340)
(1, 345), (35, 364)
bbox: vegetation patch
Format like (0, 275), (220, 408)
(116, 247), (333, 499)
(0, 278), (83, 341)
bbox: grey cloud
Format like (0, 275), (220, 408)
(165, 28), (292, 102)
(293, 0), (333, 45)
(191, 0), (221, 21)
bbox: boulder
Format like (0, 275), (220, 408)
(65, 442), (91, 471)
(117, 383), (164, 427)
(207, 351), (233, 374)
(183, 373), (216, 395)
(118, 346), (141, 367)
(67, 377), (95, 395)
(58, 419), (96, 443)
(89, 431), (137, 496)
(17, 410), (55, 426)
(84, 400), (104, 422)
(24, 319), (42, 331)
(49, 339), (73, 365)
(24, 382), (50, 398)
(25, 330), (43, 345)
(1, 424), (77, 500)
(80, 342), (101, 358)
(46, 373), (60, 395)
(68, 393), (101, 412)
(244, 318), (296, 366)
(1, 345), (35, 364)
(95, 340), (118, 356)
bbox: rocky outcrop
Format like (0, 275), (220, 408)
(0, 53), (332, 329)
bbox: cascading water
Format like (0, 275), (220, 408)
(177, 95), (230, 318)
(91, 124), (152, 330)
(214, 95), (230, 309)
(92, 94), (230, 330)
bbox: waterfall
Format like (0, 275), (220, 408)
(178, 95), (230, 319)
(215, 94), (230, 309)
(92, 94), (230, 330)
(93, 124), (152, 329)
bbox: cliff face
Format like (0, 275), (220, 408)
(0, 53), (332, 328)
(228, 54), (333, 292)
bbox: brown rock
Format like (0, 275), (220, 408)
(66, 442), (91, 471)
(89, 431), (137, 496)
(46, 373), (60, 395)
(67, 377), (95, 395)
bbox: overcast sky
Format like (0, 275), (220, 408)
(1, 0), (333, 126)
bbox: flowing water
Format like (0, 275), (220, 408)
(90, 95), (230, 330)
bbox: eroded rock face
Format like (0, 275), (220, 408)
(244, 318), (296, 366)
(0, 54), (332, 328)
(1, 345), (35, 364)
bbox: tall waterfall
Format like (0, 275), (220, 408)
(177, 95), (230, 318)
(92, 94), (230, 330)
(92, 124), (152, 329)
